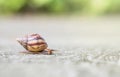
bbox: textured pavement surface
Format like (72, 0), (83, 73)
(0, 16), (120, 77)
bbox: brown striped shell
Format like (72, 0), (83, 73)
(16, 34), (48, 52)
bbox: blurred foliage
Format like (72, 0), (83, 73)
(0, 0), (120, 15)
(0, 0), (26, 14)
(107, 0), (120, 13)
(89, 0), (110, 15)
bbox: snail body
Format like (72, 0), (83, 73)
(17, 34), (53, 55)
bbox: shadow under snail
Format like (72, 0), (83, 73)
(16, 34), (54, 55)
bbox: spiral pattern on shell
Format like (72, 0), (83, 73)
(17, 34), (48, 52)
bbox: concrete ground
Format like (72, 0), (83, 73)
(0, 16), (120, 77)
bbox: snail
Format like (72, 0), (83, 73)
(16, 34), (54, 55)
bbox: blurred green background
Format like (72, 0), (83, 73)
(0, 0), (120, 15)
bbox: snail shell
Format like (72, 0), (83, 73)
(17, 34), (48, 52)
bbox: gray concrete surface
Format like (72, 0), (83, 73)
(0, 16), (120, 77)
